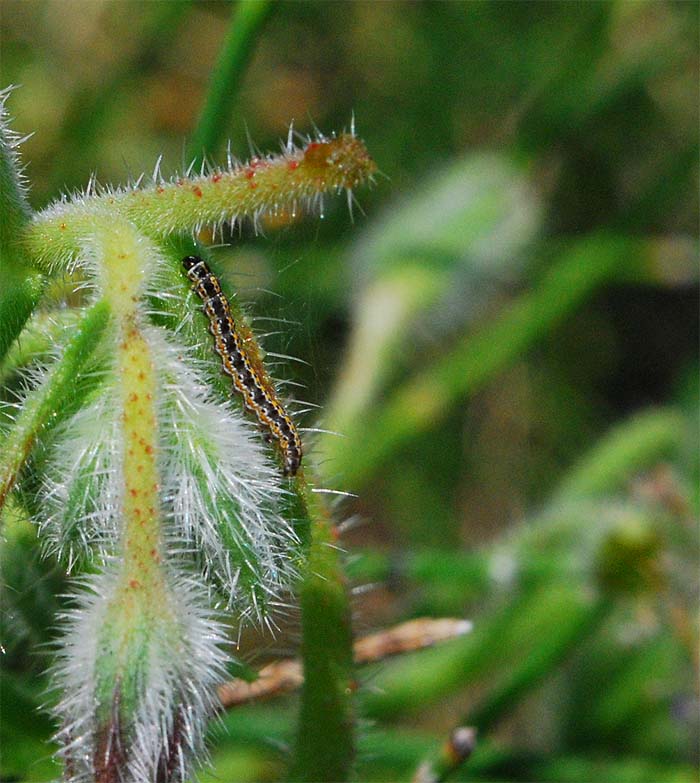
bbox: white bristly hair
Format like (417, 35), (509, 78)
(149, 324), (299, 613)
(51, 565), (229, 783)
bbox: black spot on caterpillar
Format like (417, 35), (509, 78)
(182, 255), (303, 476)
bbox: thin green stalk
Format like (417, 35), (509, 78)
(464, 598), (611, 732)
(0, 301), (110, 511)
(25, 134), (374, 272)
(323, 235), (644, 489)
(187, 0), (274, 166)
(289, 492), (355, 782)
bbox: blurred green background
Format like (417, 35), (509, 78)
(1, 1), (698, 781)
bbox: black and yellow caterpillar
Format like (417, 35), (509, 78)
(183, 255), (302, 476)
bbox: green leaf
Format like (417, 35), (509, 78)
(0, 301), (111, 513)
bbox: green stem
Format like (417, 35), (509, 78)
(323, 235), (644, 489)
(187, 0), (274, 166)
(464, 598), (611, 733)
(25, 134), (374, 272)
(0, 96), (44, 363)
(0, 301), (110, 512)
(289, 493), (355, 782)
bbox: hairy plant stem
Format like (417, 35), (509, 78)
(0, 90), (45, 363)
(0, 94), (31, 248)
(81, 223), (180, 780)
(23, 133), (375, 273)
(289, 489), (356, 782)
(90, 319), (168, 781)
(116, 319), (164, 593)
(96, 221), (165, 590)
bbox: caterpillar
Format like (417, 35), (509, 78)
(182, 255), (303, 476)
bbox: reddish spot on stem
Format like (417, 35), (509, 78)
(245, 159), (267, 181)
(288, 160), (299, 171)
(192, 185), (203, 198)
(129, 488), (139, 498)
(212, 173), (222, 183)
(129, 579), (140, 589)
(303, 141), (331, 168)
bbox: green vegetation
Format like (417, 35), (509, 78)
(1, 1), (697, 781)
